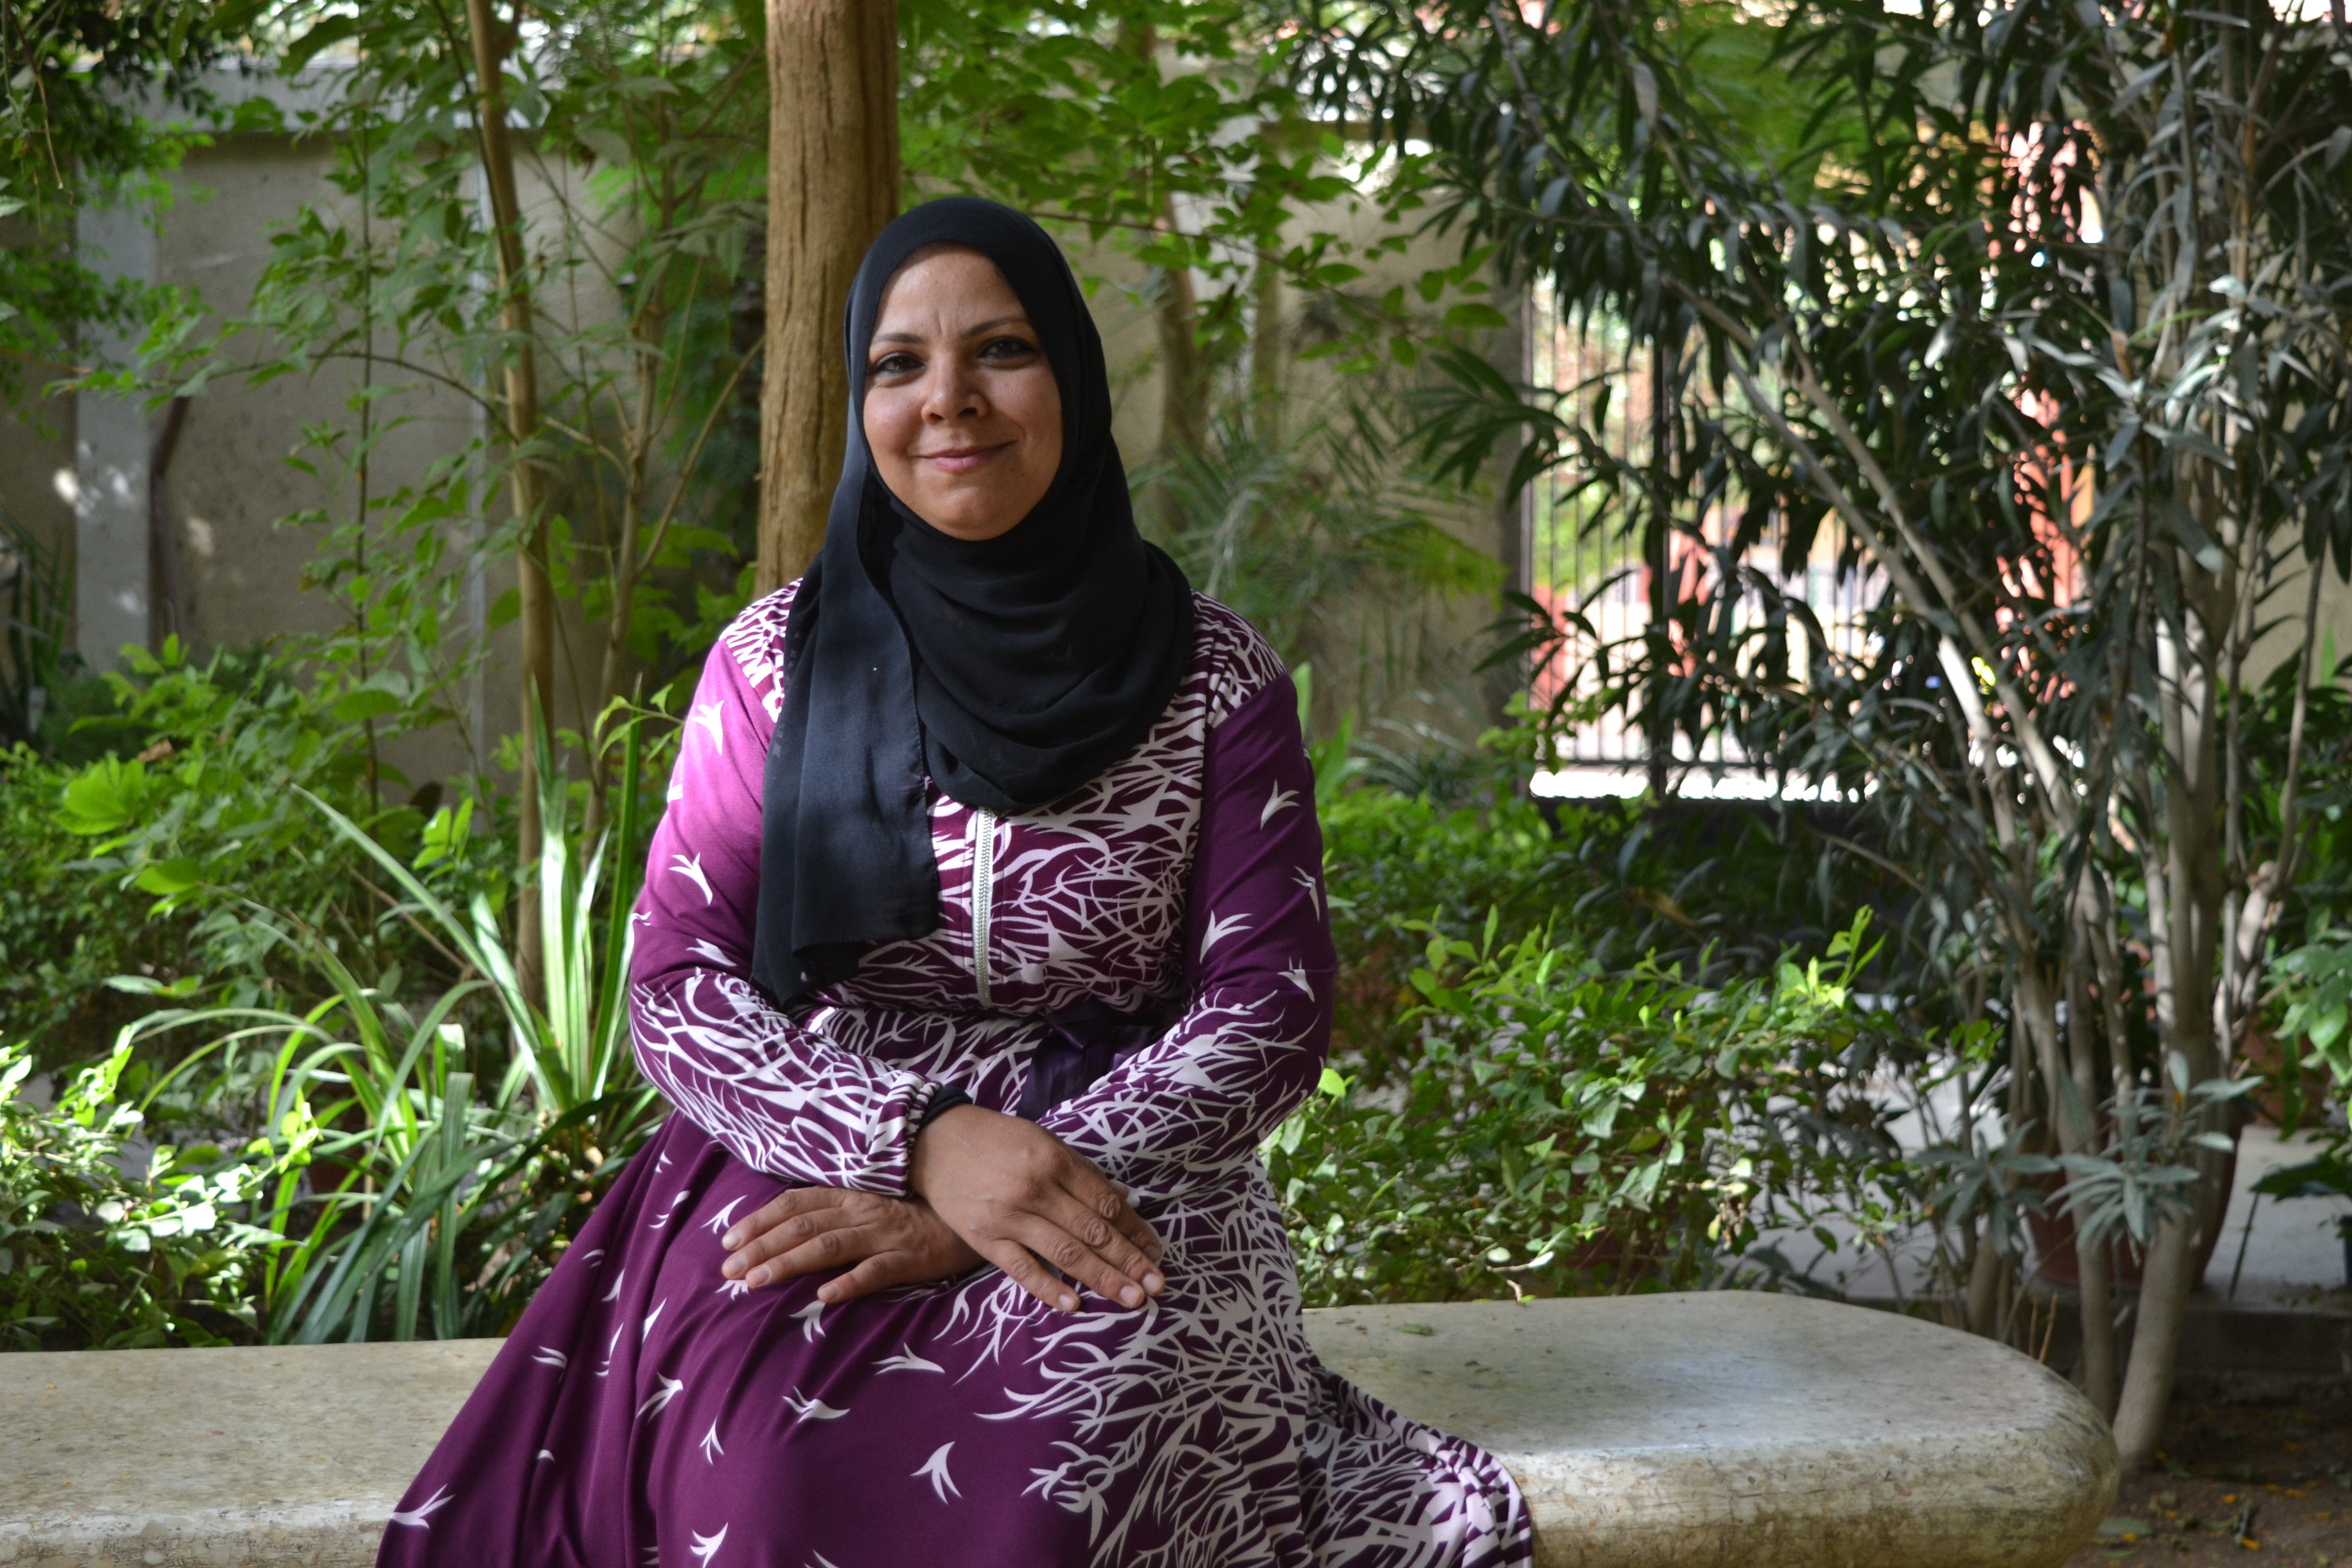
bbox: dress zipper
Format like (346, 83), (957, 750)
(971, 807), (997, 1009)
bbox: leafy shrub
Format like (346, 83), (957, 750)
(0, 639), (501, 1064)
(0, 645), (677, 1345)
(1315, 716), (1918, 1089)
(115, 727), (668, 1345)
(1319, 775), (1572, 1080)
(53, 640), (474, 977)
(0, 1037), (282, 1349)
(0, 744), (168, 1063)
(2271, 925), (2352, 1112)
(1268, 914), (1936, 1306)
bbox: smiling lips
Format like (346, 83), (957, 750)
(918, 442), (1012, 474)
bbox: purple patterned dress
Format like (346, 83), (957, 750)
(379, 587), (1530, 1567)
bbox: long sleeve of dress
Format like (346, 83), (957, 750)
(627, 607), (943, 1194)
(1038, 674), (1336, 1197)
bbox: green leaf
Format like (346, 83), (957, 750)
(58, 758), (151, 836)
(132, 857), (205, 897)
(332, 689), (405, 723)
(414, 797), (475, 870)
(1444, 303), (1511, 331)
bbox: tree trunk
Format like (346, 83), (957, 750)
(1155, 254), (1203, 459)
(2110, 602), (2231, 1468)
(1251, 247), (1282, 442)
(2065, 940), (2119, 1416)
(1643, 331), (1681, 798)
(2113, 1209), (2199, 1469)
(464, 0), (556, 1008)
(756, 0), (901, 594)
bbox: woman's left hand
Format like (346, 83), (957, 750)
(719, 1188), (984, 1304)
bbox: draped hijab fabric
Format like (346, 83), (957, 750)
(750, 198), (1195, 1003)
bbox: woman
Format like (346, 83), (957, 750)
(380, 198), (1530, 1568)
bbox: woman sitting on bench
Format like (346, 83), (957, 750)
(379, 196), (1529, 1568)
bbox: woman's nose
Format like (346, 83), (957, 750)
(923, 363), (985, 422)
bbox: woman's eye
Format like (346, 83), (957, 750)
(978, 336), (1039, 362)
(870, 352), (922, 378)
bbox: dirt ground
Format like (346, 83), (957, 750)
(2066, 1391), (2352, 1567)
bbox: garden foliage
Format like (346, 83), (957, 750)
(1287, 0), (2352, 1457)
(0, 637), (489, 1060)
(1271, 914), (1913, 1306)
(0, 726), (663, 1348)
(0, 1036), (280, 1348)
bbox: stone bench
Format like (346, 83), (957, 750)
(0, 1292), (2114, 1567)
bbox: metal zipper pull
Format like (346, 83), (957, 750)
(971, 807), (996, 1008)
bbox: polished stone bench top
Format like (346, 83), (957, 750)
(0, 1292), (2114, 1567)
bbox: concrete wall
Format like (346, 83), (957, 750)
(0, 385), (76, 570)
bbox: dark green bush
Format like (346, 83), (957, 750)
(1269, 914), (1941, 1306)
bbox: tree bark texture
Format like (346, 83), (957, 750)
(1155, 257), (1204, 459)
(757, 0), (900, 595)
(1251, 248), (1282, 442)
(464, 0), (557, 1008)
(2113, 1209), (2200, 1471)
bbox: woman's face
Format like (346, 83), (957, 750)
(862, 246), (1064, 543)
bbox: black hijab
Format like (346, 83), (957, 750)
(749, 198), (1196, 1004)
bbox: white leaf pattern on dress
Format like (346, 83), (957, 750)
(637, 1375), (684, 1420)
(1198, 911), (1250, 953)
(783, 1388), (849, 1422)
(595, 1321), (624, 1378)
(388, 1485), (453, 1528)
(688, 701), (725, 755)
(670, 853), (715, 905)
(914, 1442), (961, 1503)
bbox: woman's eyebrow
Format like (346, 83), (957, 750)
(870, 314), (1032, 350)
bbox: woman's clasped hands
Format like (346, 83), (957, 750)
(718, 1104), (1166, 1314)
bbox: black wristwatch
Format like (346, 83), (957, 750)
(916, 1084), (973, 1132)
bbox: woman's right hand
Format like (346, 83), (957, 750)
(909, 1105), (1166, 1313)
